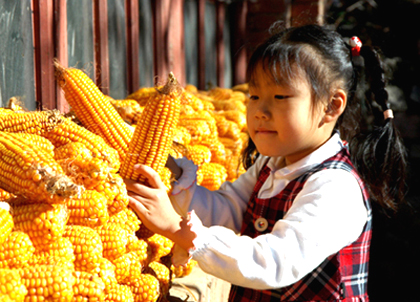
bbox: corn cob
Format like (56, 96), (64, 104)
(94, 173), (129, 215)
(54, 61), (133, 162)
(143, 261), (172, 298)
(0, 109), (64, 134)
(172, 126), (191, 146)
(126, 86), (159, 106)
(95, 221), (128, 261)
(0, 231), (34, 269)
(110, 98), (144, 125)
(64, 225), (103, 272)
(180, 91), (204, 111)
(90, 257), (118, 294)
(0, 269), (27, 302)
(105, 284), (134, 302)
(126, 235), (149, 265)
(197, 162), (228, 191)
(11, 201), (68, 247)
(0, 208), (13, 245)
(13, 132), (55, 157)
(219, 110), (247, 132)
(171, 259), (198, 278)
(206, 140), (226, 165)
(213, 99), (247, 113)
(0, 189), (12, 202)
(208, 87), (233, 101)
(124, 273), (160, 302)
(72, 271), (106, 302)
(184, 84), (198, 93)
(20, 264), (76, 301)
(219, 136), (244, 156)
(29, 237), (75, 271)
(42, 116), (121, 172)
(67, 189), (109, 227)
(120, 72), (182, 185)
(186, 144), (212, 166)
(0, 131), (82, 203)
(112, 251), (143, 283)
(178, 111), (218, 145)
(146, 233), (174, 263)
(123, 207), (141, 233)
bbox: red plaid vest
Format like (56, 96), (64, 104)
(229, 148), (371, 302)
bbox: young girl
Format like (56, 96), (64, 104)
(125, 24), (407, 301)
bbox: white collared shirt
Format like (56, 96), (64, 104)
(170, 133), (368, 289)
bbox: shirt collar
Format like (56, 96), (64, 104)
(266, 132), (344, 178)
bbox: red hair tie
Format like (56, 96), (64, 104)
(349, 36), (362, 56)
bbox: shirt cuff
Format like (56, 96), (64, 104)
(171, 157), (198, 195)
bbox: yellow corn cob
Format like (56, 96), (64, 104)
(124, 273), (160, 302)
(232, 82), (249, 93)
(126, 86), (159, 106)
(218, 136), (244, 156)
(29, 237), (75, 271)
(213, 99), (247, 113)
(0, 269), (28, 302)
(181, 91), (204, 111)
(146, 233), (174, 263)
(42, 116), (121, 173)
(219, 110), (247, 132)
(110, 98), (144, 125)
(172, 126), (192, 146)
(143, 262), (171, 298)
(94, 173), (129, 215)
(197, 162), (228, 191)
(90, 257), (118, 293)
(67, 189), (109, 227)
(14, 133), (55, 157)
(186, 144), (212, 166)
(205, 140), (226, 165)
(0, 189), (12, 202)
(123, 207), (142, 233)
(224, 149), (246, 182)
(112, 251), (143, 283)
(55, 61), (133, 162)
(120, 72), (182, 185)
(64, 225), (103, 272)
(72, 271), (106, 302)
(208, 87), (233, 101)
(0, 231), (34, 269)
(126, 235), (149, 265)
(95, 221), (128, 261)
(11, 201), (68, 247)
(0, 109), (63, 134)
(20, 264), (76, 301)
(184, 84), (198, 93)
(0, 208), (13, 245)
(171, 259), (198, 278)
(178, 119), (211, 145)
(0, 132), (82, 203)
(105, 284), (134, 302)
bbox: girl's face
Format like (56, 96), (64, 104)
(247, 65), (330, 165)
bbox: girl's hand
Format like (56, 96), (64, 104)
(124, 164), (182, 238)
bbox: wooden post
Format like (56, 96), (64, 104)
(290, 0), (326, 26)
(152, 0), (185, 86)
(197, 0), (205, 90)
(125, 0), (140, 94)
(93, 0), (110, 94)
(216, 1), (225, 88)
(54, 0), (68, 112)
(231, 0), (247, 86)
(32, 0), (56, 110)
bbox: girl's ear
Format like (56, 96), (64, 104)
(323, 89), (347, 124)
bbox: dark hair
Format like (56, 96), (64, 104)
(241, 24), (407, 211)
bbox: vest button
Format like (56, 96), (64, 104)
(254, 217), (268, 232)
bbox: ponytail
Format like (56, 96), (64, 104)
(349, 45), (407, 211)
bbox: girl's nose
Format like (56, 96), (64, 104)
(254, 102), (270, 120)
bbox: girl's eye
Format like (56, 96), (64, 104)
(274, 95), (288, 100)
(250, 95), (259, 101)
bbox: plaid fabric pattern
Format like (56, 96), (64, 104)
(229, 148), (371, 302)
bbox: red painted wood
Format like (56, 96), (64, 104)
(152, 0), (169, 85)
(197, 0), (205, 90)
(54, 0), (69, 112)
(32, 0), (56, 110)
(167, 0), (185, 86)
(231, 1), (248, 86)
(216, 1), (225, 87)
(93, 0), (110, 95)
(125, 0), (140, 94)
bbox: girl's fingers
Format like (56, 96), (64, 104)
(133, 164), (165, 190)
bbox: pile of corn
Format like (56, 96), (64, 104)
(0, 63), (248, 301)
